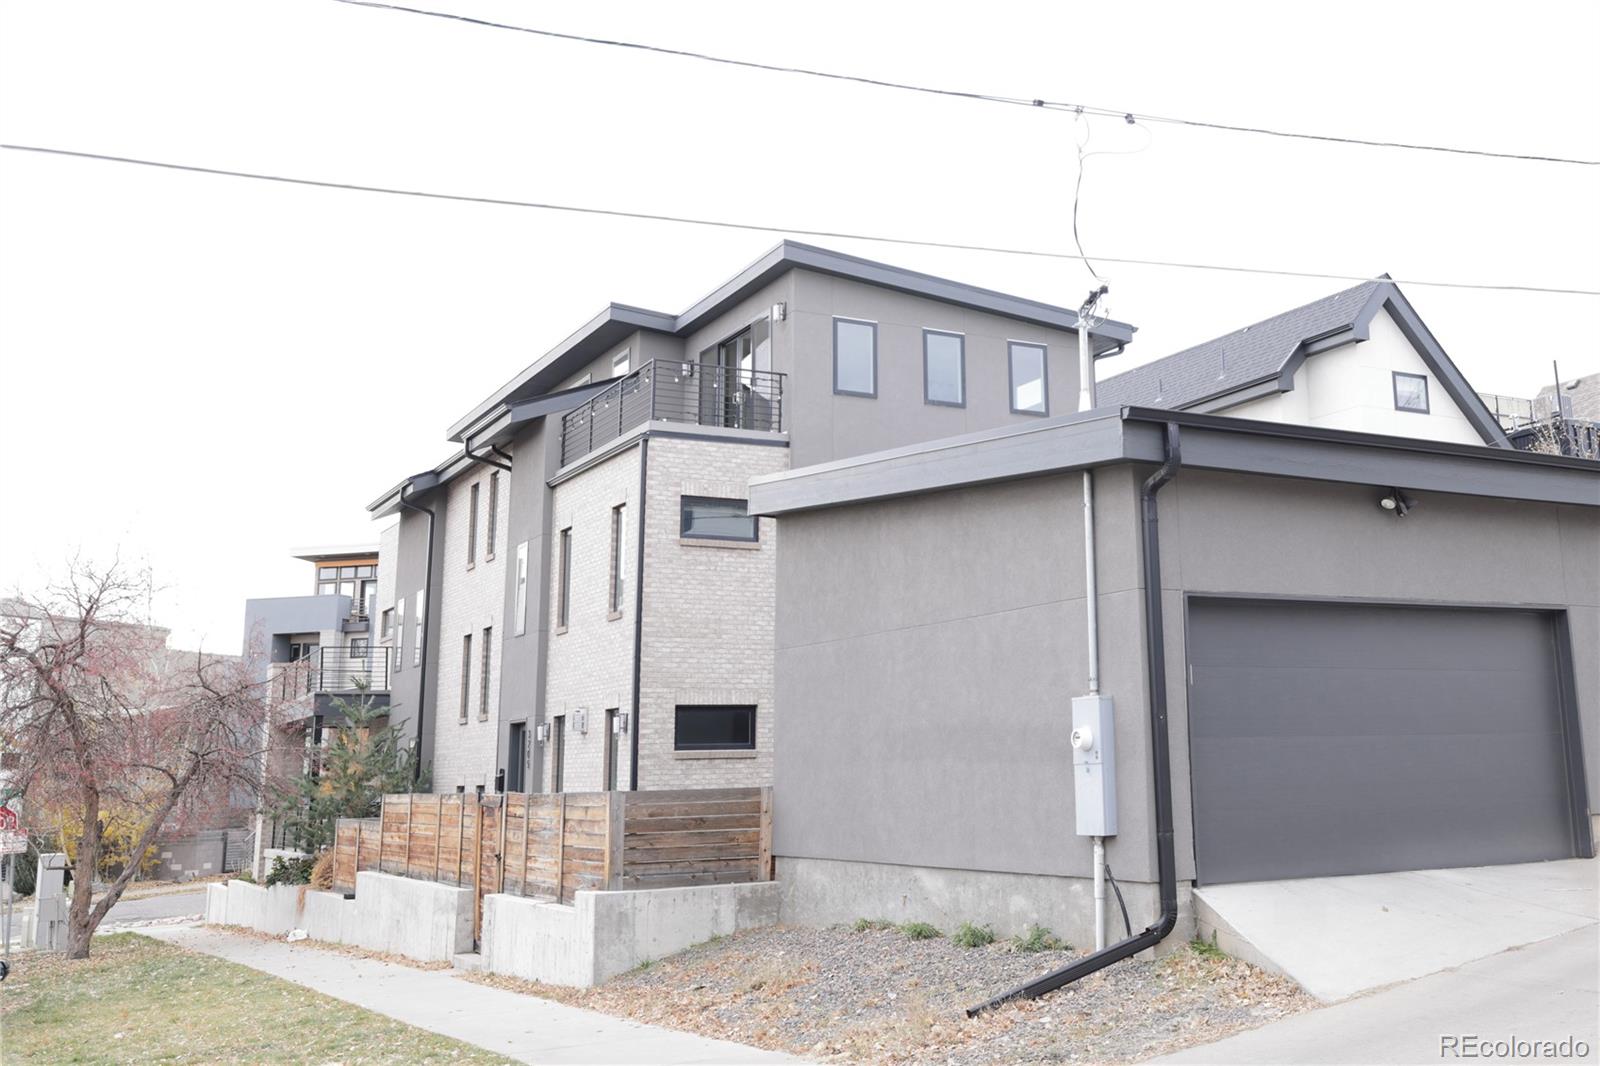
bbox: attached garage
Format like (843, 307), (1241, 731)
(1186, 598), (1585, 885)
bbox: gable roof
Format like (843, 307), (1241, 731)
(1096, 278), (1509, 446)
(446, 240), (1138, 442)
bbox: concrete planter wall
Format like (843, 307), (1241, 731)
(482, 881), (781, 987)
(206, 872), (472, 962)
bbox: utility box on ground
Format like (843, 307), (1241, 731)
(1071, 696), (1117, 836)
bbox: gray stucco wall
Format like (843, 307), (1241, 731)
(771, 464), (1600, 892)
(389, 488), (449, 770)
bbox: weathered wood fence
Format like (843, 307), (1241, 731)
(332, 787), (772, 937)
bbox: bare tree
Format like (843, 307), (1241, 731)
(0, 560), (268, 958)
(1525, 416), (1600, 461)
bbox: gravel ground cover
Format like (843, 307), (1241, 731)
(470, 923), (1315, 1063)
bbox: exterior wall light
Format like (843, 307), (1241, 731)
(1378, 489), (1416, 517)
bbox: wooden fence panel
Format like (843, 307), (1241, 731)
(560, 793), (608, 902)
(520, 795), (561, 900)
(618, 787), (770, 890)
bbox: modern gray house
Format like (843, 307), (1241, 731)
(748, 402), (1598, 952)
(366, 241), (1133, 797)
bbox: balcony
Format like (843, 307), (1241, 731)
(271, 646), (392, 704)
(561, 359), (785, 466)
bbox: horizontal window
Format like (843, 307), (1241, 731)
(1393, 371), (1429, 413)
(680, 496), (758, 542)
(674, 705), (756, 751)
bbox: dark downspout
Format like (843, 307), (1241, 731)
(399, 485), (436, 784)
(628, 438), (649, 790)
(968, 422), (1183, 1016)
(463, 434), (513, 473)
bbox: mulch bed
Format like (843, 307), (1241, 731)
(469, 923), (1314, 1063)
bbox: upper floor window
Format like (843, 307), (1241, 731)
(486, 472), (499, 562)
(923, 329), (965, 407)
(612, 349), (631, 377)
(833, 318), (877, 397)
(318, 563), (377, 619)
(395, 598), (405, 671)
(681, 497), (758, 543)
(467, 482), (480, 567)
(609, 504), (627, 616)
(556, 528), (572, 631)
(1009, 342), (1049, 415)
(1393, 372), (1429, 413)
(379, 608), (394, 640)
(413, 589), (425, 666)
(513, 542), (529, 637)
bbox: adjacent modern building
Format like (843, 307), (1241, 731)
(367, 241), (1134, 796)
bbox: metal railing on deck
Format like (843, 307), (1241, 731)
(561, 359), (784, 466)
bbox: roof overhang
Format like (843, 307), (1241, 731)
(289, 544), (380, 563)
(445, 240), (1137, 442)
(748, 407), (1599, 516)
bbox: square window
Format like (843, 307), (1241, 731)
(1009, 342), (1049, 415)
(680, 496), (758, 542)
(924, 330), (965, 407)
(674, 705), (756, 751)
(833, 318), (877, 397)
(612, 349), (631, 377)
(1393, 372), (1429, 413)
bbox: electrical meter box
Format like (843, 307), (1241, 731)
(1071, 695), (1117, 836)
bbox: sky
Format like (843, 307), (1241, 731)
(2, 0), (1597, 652)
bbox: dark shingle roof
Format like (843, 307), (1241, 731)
(1097, 281), (1383, 409)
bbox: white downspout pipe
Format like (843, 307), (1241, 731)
(1078, 309), (1107, 952)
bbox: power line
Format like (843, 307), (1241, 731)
(331, 0), (1600, 167)
(4, 143), (1597, 296)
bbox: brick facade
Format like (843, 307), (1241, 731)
(542, 445), (640, 792)
(430, 462), (510, 791)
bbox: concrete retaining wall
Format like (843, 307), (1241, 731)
(482, 881), (781, 987)
(206, 872), (472, 963)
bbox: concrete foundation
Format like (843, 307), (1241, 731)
(482, 881), (781, 987)
(775, 855), (1194, 952)
(206, 872), (472, 963)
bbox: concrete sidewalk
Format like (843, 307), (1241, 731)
(143, 925), (797, 1065)
(1155, 926), (1599, 1065)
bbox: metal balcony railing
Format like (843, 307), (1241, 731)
(271, 646), (392, 701)
(561, 359), (785, 466)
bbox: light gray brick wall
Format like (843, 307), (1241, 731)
(376, 523), (399, 668)
(637, 437), (789, 789)
(542, 445), (640, 792)
(430, 464), (510, 791)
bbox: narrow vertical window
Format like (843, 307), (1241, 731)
(467, 482), (480, 567)
(413, 589), (424, 666)
(395, 597), (405, 672)
(608, 504), (626, 616)
(1008, 342), (1049, 415)
(486, 472), (499, 561)
(833, 317), (877, 397)
(923, 329), (965, 407)
(513, 541), (529, 636)
(612, 349), (631, 377)
(550, 716), (565, 793)
(459, 633), (472, 724)
(603, 709), (620, 790)
(557, 528), (572, 630)
(479, 626), (492, 721)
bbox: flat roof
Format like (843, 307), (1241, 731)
(289, 544), (381, 562)
(445, 240), (1137, 442)
(748, 408), (1600, 515)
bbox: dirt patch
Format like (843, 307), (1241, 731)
(466, 924), (1314, 1063)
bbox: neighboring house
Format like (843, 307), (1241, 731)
(1484, 371), (1600, 459)
(1097, 277), (1509, 447)
(747, 406), (1600, 946)
(242, 545), (392, 855)
(368, 241), (1135, 796)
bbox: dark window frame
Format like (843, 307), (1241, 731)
(608, 504), (626, 616)
(673, 704), (758, 751)
(1392, 371), (1430, 414)
(486, 472), (499, 561)
(832, 317), (878, 398)
(556, 528), (572, 630)
(922, 328), (966, 408)
(479, 626), (492, 721)
(680, 496), (759, 543)
(467, 481), (480, 568)
(1008, 341), (1050, 416)
(459, 633), (472, 724)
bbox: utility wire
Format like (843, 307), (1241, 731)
(331, 0), (1600, 167)
(4, 143), (1597, 297)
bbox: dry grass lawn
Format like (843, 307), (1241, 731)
(0, 933), (510, 1064)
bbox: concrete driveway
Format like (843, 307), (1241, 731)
(1155, 925), (1598, 1065)
(1192, 858), (1597, 1001)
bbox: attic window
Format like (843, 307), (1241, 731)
(1393, 372), (1429, 414)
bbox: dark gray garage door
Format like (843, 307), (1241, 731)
(1187, 599), (1579, 885)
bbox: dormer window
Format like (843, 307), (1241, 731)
(1393, 372), (1429, 414)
